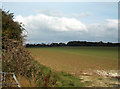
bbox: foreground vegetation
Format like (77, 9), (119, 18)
(3, 39), (84, 87)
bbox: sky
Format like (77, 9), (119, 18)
(3, 2), (118, 43)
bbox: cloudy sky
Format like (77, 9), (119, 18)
(3, 2), (118, 43)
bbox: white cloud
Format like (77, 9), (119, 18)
(72, 12), (92, 17)
(87, 19), (118, 40)
(15, 14), (87, 32)
(33, 9), (92, 18)
(106, 19), (118, 30)
(14, 14), (118, 43)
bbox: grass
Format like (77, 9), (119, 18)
(17, 76), (36, 87)
(27, 46), (118, 76)
(56, 72), (84, 87)
(7, 59), (84, 87)
(33, 60), (84, 87)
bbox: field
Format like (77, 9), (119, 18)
(27, 47), (118, 76)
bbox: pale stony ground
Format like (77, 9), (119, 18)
(77, 70), (120, 87)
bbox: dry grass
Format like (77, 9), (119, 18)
(17, 76), (36, 87)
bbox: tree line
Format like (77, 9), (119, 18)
(25, 41), (119, 47)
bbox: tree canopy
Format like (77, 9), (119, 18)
(2, 10), (24, 41)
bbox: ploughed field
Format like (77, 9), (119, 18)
(27, 47), (118, 76)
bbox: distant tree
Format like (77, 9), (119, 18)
(59, 43), (66, 46)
